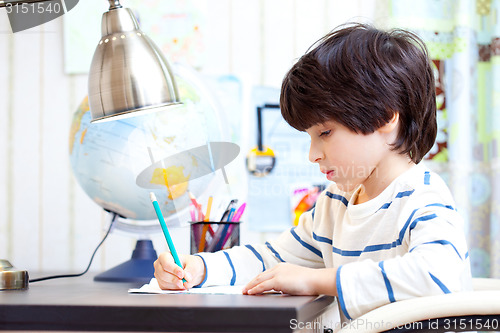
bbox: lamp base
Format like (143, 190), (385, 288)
(94, 239), (157, 284)
(0, 260), (29, 290)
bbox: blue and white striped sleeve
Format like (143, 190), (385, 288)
(194, 244), (272, 287)
(195, 209), (324, 287)
(264, 209), (326, 268)
(336, 207), (471, 319)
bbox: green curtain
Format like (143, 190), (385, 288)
(388, 0), (500, 278)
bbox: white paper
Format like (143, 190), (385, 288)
(128, 278), (245, 294)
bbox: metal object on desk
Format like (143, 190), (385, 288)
(88, 0), (181, 123)
(0, 259), (28, 290)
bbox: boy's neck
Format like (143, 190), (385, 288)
(355, 154), (415, 205)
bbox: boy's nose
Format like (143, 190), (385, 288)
(309, 143), (323, 163)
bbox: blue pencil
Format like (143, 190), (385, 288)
(150, 192), (186, 283)
(214, 208), (235, 251)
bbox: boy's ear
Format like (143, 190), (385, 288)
(378, 112), (399, 133)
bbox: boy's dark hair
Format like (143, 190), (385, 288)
(280, 23), (437, 164)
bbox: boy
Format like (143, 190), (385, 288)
(154, 23), (471, 322)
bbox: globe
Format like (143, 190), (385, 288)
(68, 65), (231, 283)
(69, 65), (226, 224)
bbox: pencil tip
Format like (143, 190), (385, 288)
(149, 192), (156, 202)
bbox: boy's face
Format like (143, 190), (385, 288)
(306, 120), (388, 193)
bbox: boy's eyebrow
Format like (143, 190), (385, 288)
(318, 121), (336, 129)
(312, 122), (327, 129)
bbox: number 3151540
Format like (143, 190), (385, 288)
(5, 2), (62, 14)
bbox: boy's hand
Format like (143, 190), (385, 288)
(242, 263), (337, 296)
(154, 252), (205, 290)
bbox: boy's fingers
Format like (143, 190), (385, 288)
(154, 255), (187, 290)
(154, 265), (176, 282)
(153, 259), (178, 280)
(154, 269), (186, 290)
(183, 280), (196, 290)
(242, 279), (256, 293)
(245, 280), (274, 295)
(157, 253), (185, 278)
(243, 271), (271, 293)
(176, 279), (185, 289)
(154, 253), (205, 290)
(157, 252), (175, 268)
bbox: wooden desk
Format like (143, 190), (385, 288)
(0, 274), (335, 332)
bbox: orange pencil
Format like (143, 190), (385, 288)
(198, 196), (213, 252)
(204, 196), (213, 222)
(198, 224), (210, 252)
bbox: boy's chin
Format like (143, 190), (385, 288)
(335, 181), (361, 193)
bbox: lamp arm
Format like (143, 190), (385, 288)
(108, 0), (122, 10)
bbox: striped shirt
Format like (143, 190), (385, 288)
(196, 163), (472, 320)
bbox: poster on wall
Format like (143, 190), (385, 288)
(246, 86), (327, 232)
(63, 0), (207, 74)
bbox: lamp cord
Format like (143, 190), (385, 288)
(28, 212), (118, 283)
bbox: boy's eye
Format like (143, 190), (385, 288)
(319, 130), (331, 137)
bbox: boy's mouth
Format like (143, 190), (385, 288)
(320, 168), (335, 179)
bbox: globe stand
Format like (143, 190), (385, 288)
(94, 239), (157, 284)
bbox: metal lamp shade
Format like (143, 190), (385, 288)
(88, 6), (181, 123)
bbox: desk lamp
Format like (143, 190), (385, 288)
(89, 0), (183, 283)
(88, 0), (181, 122)
(1, 0), (183, 285)
(0, 0), (181, 121)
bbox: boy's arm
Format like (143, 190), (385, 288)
(336, 207), (471, 319)
(195, 208), (325, 287)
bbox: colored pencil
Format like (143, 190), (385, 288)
(204, 196), (213, 222)
(150, 193), (186, 283)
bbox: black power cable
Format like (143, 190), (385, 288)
(29, 212), (118, 283)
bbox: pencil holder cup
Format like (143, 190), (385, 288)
(190, 221), (241, 254)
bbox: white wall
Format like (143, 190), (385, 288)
(0, 0), (385, 274)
